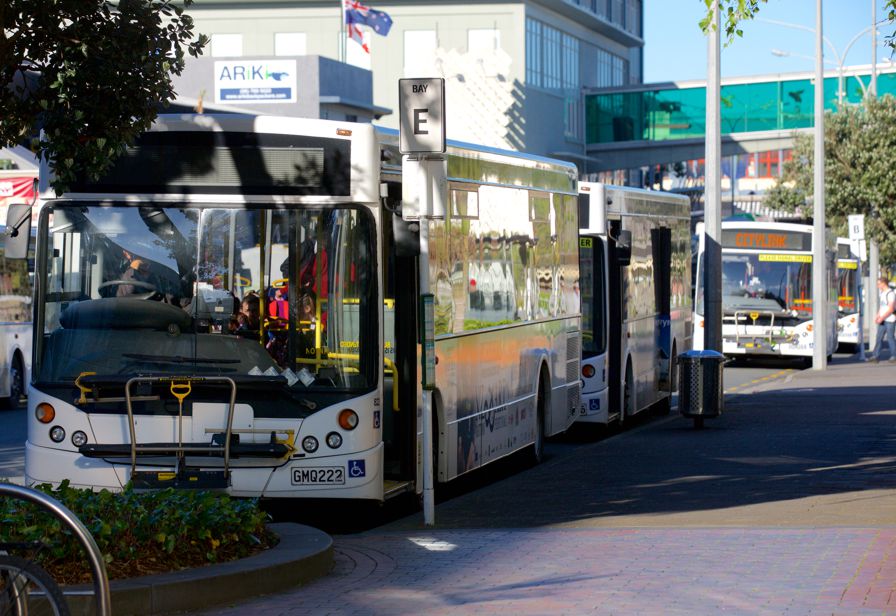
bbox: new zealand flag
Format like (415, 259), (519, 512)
(344, 1), (393, 37)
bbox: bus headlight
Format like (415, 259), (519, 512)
(338, 409), (359, 430)
(36, 403), (56, 424)
(71, 431), (88, 448)
(301, 436), (319, 453)
(49, 426), (66, 443)
(326, 432), (343, 449)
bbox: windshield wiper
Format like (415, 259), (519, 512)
(122, 353), (240, 364)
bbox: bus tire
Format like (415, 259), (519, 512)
(618, 361), (633, 428)
(669, 341), (678, 394)
(529, 372), (546, 465)
(1, 353), (24, 410)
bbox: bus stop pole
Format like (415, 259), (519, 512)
(417, 159), (435, 527)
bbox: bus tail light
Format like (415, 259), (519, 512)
(338, 409), (359, 430)
(582, 364), (596, 378)
(36, 403), (56, 424)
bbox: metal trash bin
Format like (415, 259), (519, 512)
(677, 349), (725, 428)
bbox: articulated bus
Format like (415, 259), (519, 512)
(836, 238), (862, 351)
(24, 114), (582, 500)
(693, 221), (838, 364)
(577, 183), (692, 426)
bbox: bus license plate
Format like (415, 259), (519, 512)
(292, 467), (345, 485)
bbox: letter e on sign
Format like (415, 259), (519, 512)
(399, 78), (445, 154)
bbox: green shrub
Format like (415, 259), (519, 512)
(0, 481), (275, 584)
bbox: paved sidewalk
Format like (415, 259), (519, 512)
(198, 357), (896, 615)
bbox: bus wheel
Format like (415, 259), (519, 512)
(1, 354), (23, 410)
(529, 378), (546, 464)
(618, 362), (633, 428)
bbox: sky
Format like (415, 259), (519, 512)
(643, 0), (895, 83)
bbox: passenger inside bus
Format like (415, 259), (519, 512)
(231, 292), (261, 338)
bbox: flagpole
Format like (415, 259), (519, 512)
(339, 0), (346, 63)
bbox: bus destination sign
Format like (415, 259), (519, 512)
(722, 230), (811, 251)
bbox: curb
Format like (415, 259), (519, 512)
(66, 522), (333, 615)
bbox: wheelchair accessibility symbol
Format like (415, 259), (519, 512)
(348, 459), (366, 478)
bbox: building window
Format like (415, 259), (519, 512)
(404, 30), (437, 77)
(210, 33), (243, 58)
(526, 18), (579, 92)
(275, 33), (306, 57)
(468, 29), (501, 53)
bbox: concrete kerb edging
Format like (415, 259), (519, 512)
(66, 522), (333, 616)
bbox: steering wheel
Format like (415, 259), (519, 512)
(97, 279), (161, 299)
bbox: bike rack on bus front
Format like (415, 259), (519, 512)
(124, 375), (237, 490)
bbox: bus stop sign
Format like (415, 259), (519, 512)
(399, 78), (445, 154)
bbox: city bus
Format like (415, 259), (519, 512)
(835, 238), (861, 351)
(577, 183), (692, 426)
(23, 114), (582, 500)
(693, 220), (838, 364)
(0, 227), (33, 409)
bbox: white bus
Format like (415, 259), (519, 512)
(0, 229), (32, 409)
(24, 114), (582, 500)
(693, 220), (838, 364)
(577, 183), (692, 426)
(835, 238), (861, 351)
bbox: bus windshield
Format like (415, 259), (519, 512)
(36, 204), (376, 401)
(837, 263), (858, 315)
(697, 252), (813, 318)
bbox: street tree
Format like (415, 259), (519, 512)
(700, 0), (768, 42)
(765, 95), (896, 262)
(0, 0), (207, 192)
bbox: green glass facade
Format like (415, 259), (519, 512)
(586, 71), (896, 144)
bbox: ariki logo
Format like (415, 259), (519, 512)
(218, 65), (290, 81)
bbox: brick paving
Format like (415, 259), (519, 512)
(206, 527), (896, 615)
(195, 358), (896, 615)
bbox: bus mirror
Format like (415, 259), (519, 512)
(4, 203), (32, 260)
(616, 229), (632, 266)
(393, 215), (420, 257)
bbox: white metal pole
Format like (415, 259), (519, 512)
(703, 2), (723, 352)
(418, 159), (435, 526)
(340, 0), (346, 64)
(812, 0), (827, 369)
(871, 0), (878, 98)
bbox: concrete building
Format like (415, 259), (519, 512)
(181, 0), (644, 166)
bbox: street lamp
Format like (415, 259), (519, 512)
(761, 18), (885, 104)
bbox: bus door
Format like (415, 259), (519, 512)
(383, 207), (419, 487)
(651, 227), (672, 389)
(607, 220), (624, 419)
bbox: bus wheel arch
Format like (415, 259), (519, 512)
(669, 340), (678, 393)
(620, 357), (633, 426)
(530, 363), (550, 464)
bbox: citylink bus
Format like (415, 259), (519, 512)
(24, 114), (582, 500)
(693, 220), (838, 364)
(578, 183), (692, 426)
(835, 238), (861, 351)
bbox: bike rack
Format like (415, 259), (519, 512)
(0, 482), (111, 616)
(124, 375), (237, 489)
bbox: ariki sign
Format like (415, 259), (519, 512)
(398, 78), (445, 154)
(214, 60), (297, 104)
